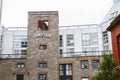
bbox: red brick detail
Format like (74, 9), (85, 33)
(111, 24), (120, 64)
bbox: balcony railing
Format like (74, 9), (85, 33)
(59, 50), (112, 57)
(0, 50), (112, 59)
(0, 54), (26, 59)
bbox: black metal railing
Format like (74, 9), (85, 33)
(59, 50), (112, 57)
(0, 54), (26, 59)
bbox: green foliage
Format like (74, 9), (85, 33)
(92, 53), (120, 80)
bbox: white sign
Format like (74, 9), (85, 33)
(33, 32), (52, 38)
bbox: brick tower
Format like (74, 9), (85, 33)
(27, 11), (59, 80)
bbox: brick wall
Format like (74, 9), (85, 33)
(111, 24), (120, 63)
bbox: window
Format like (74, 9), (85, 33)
(39, 62), (47, 68)
(92, 60), (100, 69)
(13, 36), (27, 48)
(39, 74), (47, 80)
(17, 63), (25, 69)
(67, 34), (74, 46)
(81, 60), (88, 69)
(60, 65), (64, 75)
(90, 33), (98, 45)
(39, 45), (47, 50)
(17, 75), (24, 80)
(38, 20), (49, 31)
(82, 34), (89, 46)
(109, 11), (118, 21)
(82, 33), (98, 46)
(21, 50), (27, 55)
(21, 40), (27, 47)
(103, 31), (109, 44)
(66, 64), (72, 75)
(81, 77), (89, 80)
(59, 35), (63, 47)
(59, 49), (63, 57)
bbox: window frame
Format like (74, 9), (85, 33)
(39, 74), (47, 80)
(92, 60), (100, 69)
(81, 60), (89, 69)
(39, 45), (47, 50)
(39, 62), (47, 68)
(37, 20), (50, 31)
(66, 34), (74, 47)
(17, 63), (25, 69)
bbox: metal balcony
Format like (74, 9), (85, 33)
(59, 50), (112, 58)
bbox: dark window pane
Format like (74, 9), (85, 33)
(39, 74), (47, 80)
(17, 75), (24, 80)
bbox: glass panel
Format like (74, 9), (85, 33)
(39, 63), (47, 68)
(81, 60), (88, 69)
(60, 65), (64, 75)
(13, 36), (27, 48)
(59, 35), (63, 47)
(67, 34), (74, 46)
(82, 33), (98, 46)
(66, 64), (72, 75)
(17, 63), (25, 69)
(92, 60), (100, 69)
(39, 74), (47, 80)
(39, 45), (47, 50)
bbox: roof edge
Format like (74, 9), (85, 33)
(107, 14), (120, 31)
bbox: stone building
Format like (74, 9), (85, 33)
(0, 11), (105, 80)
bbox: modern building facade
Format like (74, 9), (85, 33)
(100, 0), (120, 50)
(59, 24), (103, 57)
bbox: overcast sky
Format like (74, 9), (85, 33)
(1, 0), (113, 27)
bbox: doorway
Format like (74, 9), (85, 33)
(59, 64), (72, 80)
